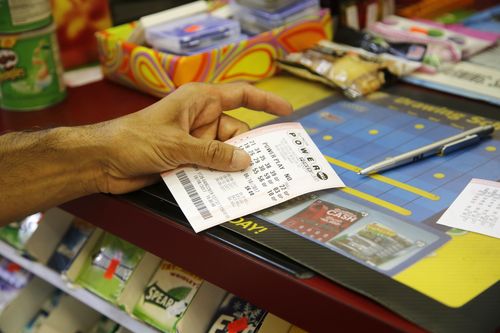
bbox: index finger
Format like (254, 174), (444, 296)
(214, 82), (293, 116)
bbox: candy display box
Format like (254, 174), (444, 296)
(95, 10), (332, 97)
(117, 253), (227, 333)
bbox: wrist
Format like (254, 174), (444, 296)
(50, 125), (108, 196)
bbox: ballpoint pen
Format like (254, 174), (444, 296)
(358, 124), (495, 175)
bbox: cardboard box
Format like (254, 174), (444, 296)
(258, 314), (292, 333)
(96, 10), (332, 97)
(36, 294), (101, 333)
(2, 286), (102, 333)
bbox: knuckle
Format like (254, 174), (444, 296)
(180, 82), (219, 104)
(232, 81), (252, 88)
(157, 138), (183, 167)
(184, 82), (211, 91)
(205, 141), (224, 164)
(238, 82), (257, 107)
(239, 86), (250, 107)
(204, 83), (220, 98)
(178, 82), (203, 94)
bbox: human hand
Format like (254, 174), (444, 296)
(91, 82), (293, 194)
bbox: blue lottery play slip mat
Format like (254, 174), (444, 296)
(144, 0), (321, 55)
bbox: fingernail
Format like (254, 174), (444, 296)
(230, 149), (250, 170)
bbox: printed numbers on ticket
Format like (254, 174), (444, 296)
(162, 122), (345, 232)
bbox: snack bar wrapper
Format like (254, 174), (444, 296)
(278, 40), (420, 98)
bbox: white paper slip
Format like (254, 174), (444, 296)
(437, 178), (500, 239)
(63, 65), (103, 87)
(162, 122), (345, 232)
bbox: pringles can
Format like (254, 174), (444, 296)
(0, 0), (53, 33)
(0, 23), (66, 111)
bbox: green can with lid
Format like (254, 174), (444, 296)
(0, 0), (53, 33)
(0, 23), (66, 111)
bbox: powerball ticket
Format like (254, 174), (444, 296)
(162, 122), (345, 232)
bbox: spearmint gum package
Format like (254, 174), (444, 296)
(0, 257), (32, 313)
(75, 233), (145, 303)
(133, 260), (203, 333)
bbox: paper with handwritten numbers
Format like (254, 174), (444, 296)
(437, 178), (500, 239)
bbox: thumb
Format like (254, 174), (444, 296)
(183, 136), (251, 171)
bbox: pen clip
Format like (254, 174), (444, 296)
(439, 134), (480, 155)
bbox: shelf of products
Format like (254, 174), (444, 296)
(0, 240), (160, 333)
(0, 211), (295, 333)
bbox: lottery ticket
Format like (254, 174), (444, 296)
(437, 178), (500, 239)
(282, 199), (364, 243)
(330, 223), (417, 267)
(162, 122), (345, 232)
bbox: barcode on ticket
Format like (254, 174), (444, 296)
(176, 170), (213, 220)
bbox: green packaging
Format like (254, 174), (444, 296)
(0, 0), (52, 33)
(133, 261), (203, 333)
(0, 23), (66, 111)
(75, 233), (145, 303)
(0, 212), (44, 250)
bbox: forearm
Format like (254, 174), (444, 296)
(0, 126), (104, 224)
(0, 83), (293, 225)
